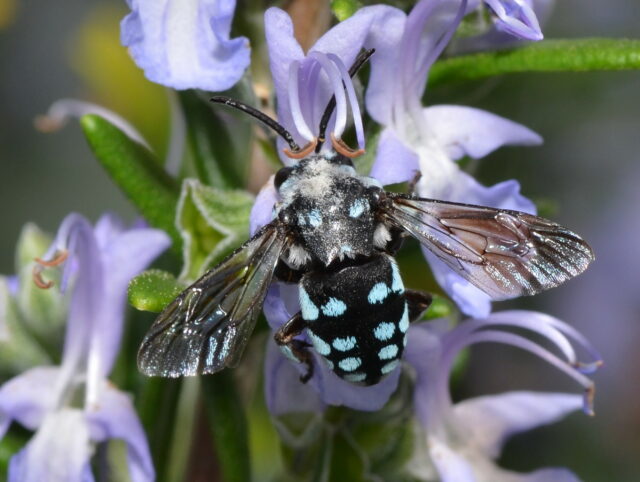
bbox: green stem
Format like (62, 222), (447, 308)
(430, 38), (640, 88)
(202, 372), (251, 482)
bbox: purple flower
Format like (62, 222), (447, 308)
(0, 213), (170, 481)
(456, 0), (551, 52)
(365, 0), (542, 318)
(403, 311), (601, 480)
(482, 0), (543, 41)
(264, 5), (397, 164)
(121, 0), (250, 91)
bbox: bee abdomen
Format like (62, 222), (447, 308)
(299, 253), (409, 385)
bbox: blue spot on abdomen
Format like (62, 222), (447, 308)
(332, 336), (357, 351)
(368, 282), (390, 304)
(300, 287), (319, 321)
(373, 322), (395, 341)
(338, 357), (362, 372)
(321, 297), (347, 317)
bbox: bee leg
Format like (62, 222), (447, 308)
(274, 312), (314, 383)
(407, 171), (423, 196)
(274, 260), (304, 283)
(405, 290), (433, 322)
(385, 227), (408, 256)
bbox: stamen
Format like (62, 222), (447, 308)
(288, 61), (316, 143)
(32, 266), (53, 290)
(330, 133), (365, 158)
(584, 385), (596, 417)
(34, 99), (150, 149)
(34, 250), (69, 267)
(283, 139), (318, 160)
(308, 52), (348, 139)
(327, 53), (365, 150)
(32, 250), (69, 290)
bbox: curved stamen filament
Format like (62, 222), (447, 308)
(283, 139), (318, 160)
(288, 61), (316, 143)
(327, 53), (365, 150)
(35, 99), (150, 149)
(442, 330), (597, 415)
(308, 52), (348, 140)
(34, 250), (69, 267)
(32, 250), (69, 289)
(32, 266), (53, 289)
(331, 133), (365, 158)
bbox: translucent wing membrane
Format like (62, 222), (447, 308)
(138, 223), (288, 377)
(385, 194), (594, 300)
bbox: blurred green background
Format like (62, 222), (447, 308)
(0, 0), (639, 480)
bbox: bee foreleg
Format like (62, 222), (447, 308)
(405, 290), (433, 322)
(274, 312), (314, 383)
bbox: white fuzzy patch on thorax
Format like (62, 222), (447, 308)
(286, 244), (311, 269)
(373, 223), (392, 248)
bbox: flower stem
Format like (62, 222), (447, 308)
(430, 38), (640, 87)
(202, 372), (251, 482)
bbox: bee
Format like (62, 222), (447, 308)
(138, 50), (594, 386)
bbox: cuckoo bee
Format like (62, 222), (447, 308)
(138, 51), (594, 386)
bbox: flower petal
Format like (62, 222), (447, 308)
(122, 0), (250, 91)
(8, 409), (92, 482)
(454, 391), (582, 458)
(363, 8), (406, 125)
(86, 384), (155, 482)
(428, 436), (476, 482)
(422, 105), (542, 161)
(250, 177), (278, 235)
(97, 225), (170, 377)
(264, 340), (325, 415)
(265, 5), (399, 158)
(369, 128), (420, 185)
(264, 7), (306, 148)
(0, 367), (60, 436)
(484, 0), (543, 41)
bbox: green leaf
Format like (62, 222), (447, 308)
(0, 277), (52, 375)
(180, 90), (253, 189)
(176, 179), (254, 281)
(80, 114), (181, 251)
(331, 0), (362, 21)
(430, 38), (640, 88)
(424, 295), (454, 320)
(128, 269), (184, 313)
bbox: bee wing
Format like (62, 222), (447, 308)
(384, 194), (594, 300)
(138, 223), (289, 377)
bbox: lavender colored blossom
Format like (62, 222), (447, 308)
(121, 0), (250, 91)
(483, 0), (543, 41)
(365, 0), (542, 318)
(404, 311), (601, 480)
(457, 0), (552, 52)
(0, 213), (170, 481)
(264, 5), (397, 163)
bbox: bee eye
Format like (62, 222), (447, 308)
(275, 167), (295, 190)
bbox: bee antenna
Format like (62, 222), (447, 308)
(210, 96), (301, 152)
(315, 48), (375, 154)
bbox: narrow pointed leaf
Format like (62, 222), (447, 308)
(180, 90), (253, 189)
(80, 114), (181, 250)
(430, 38), (640, 87)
